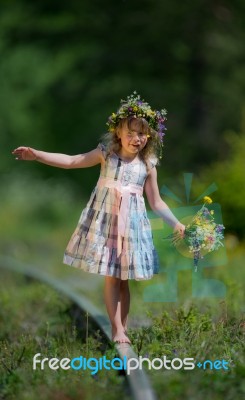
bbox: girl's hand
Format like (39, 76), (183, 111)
(12, 147), (37, 161)
(174, 222), (185, 238)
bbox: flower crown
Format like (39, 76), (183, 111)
(106, 91), (167, 143)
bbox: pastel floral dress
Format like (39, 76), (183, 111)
(63, 143), (159, 280)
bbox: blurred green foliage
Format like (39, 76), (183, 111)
(1, 1), (245, 170)
(0, 1), (244, 234)
(194, 112), (245, 236)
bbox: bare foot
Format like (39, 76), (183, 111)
(112, 330), (131, 344)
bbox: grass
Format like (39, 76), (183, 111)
(0, 271), (129, 400)
(128, 306), (244, 398)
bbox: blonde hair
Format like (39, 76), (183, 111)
(100, 116), (161, 167)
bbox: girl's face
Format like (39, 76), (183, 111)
(117, 119), (148, 158)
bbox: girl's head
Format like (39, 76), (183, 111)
(116, 116), (161, 163)
(103, 92), (167, 163)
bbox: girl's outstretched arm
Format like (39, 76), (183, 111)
(144, 167), (185, 236)
(12, 147), (104, 169)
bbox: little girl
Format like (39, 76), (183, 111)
(12, 92), (185, 344)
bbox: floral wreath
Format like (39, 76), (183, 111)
(106, 91), (167, 144)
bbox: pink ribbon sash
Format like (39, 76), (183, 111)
(97, 177), (143, 256)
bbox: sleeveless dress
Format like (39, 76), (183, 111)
(63, 143), (159, 280)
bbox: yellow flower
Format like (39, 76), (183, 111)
(210, 210), (214, 215)
(203, 196), (212, 204)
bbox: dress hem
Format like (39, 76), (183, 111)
(63, 255), (158, 281)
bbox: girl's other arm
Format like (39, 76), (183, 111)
(12, 147), (104, 169)
(144, 167), (185, 235)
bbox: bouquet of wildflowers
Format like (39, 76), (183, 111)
(169, 196), (225, 271)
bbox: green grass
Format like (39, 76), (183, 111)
(128, 305), (244, 400)
(0, 271), (129, 400)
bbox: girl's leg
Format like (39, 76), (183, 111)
(104, 276), (131, 343)
(119, 279), (130, 332)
